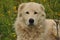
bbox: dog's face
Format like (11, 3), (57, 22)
(18, 2), (46, 27)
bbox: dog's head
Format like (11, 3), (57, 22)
(17, 2), (46, 27)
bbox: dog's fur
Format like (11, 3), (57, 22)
(14, 2), (60, 40)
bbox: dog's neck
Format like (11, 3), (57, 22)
(17, 23), (45, 39)
(16, 21), (46, 40)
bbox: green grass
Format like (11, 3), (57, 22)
(0, 0), (60, 40)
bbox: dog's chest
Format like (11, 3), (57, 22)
(19, 28), (45, 40)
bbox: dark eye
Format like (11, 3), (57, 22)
(26, 12), (29, 14)
(42, 14), (44, 16)
(34, 12), (37, 14)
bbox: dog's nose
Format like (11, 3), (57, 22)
(29, 18), (34, 24)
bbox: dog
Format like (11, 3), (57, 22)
(14, 2), (60, 40)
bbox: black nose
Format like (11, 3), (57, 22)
(29, 18), (34, 24)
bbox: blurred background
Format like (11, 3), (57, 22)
(0, 0), (60, 40)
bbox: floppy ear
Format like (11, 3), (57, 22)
(40, 4), (45, 11)
(18, 3), (25, 17)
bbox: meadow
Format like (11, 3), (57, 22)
(0, 0), (60, 40)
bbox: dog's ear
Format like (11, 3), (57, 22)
(40, 4), (45, 11)
(18, 3), (26, 17)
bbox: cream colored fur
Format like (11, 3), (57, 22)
(14, 2), (60, 40)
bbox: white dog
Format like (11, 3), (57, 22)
(14, 2), (60, 40)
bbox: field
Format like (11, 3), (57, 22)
(0, 0), (60, 40)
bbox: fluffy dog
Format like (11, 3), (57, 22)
(14, 2), (60, 40)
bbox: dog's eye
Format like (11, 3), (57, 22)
(42, 14), (44, 16)
(26, 12), (29, 14)
(34, 12), (37, 14)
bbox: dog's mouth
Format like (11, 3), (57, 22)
(29, 23), (34, 25)
(28, 24), (35, 27)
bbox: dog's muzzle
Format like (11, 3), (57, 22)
(29, 18), (34, 25)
